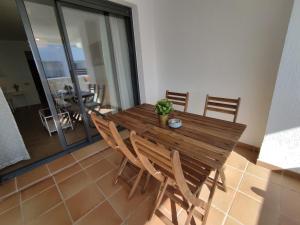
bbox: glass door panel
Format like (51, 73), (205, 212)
(24, 0), (88, 145)
(60, 5), (136, 136)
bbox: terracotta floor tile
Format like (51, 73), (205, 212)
(246, 162), (282, 184)
(158, 196), (184, 220)
(126, 197), (155, 225)
(17, 165), (49, 190)
(76, 201), (122, 225)
(0, 179), (16, 199)
(224, 217), (242, 225)
(106, 151), (123, 168)
(96, 169), (130, 198)
(212, 186), (236, 212)
(223, 166), (243, 189)
(239, 174), (281, 204)
(281, 173), (300, 193)
(0, 206), (22, 225)
(279, 214), (300, 225)
(79, 148), (113, 168)
(229, 192), (278, 225)
(109, 185), (147, 220)
(0, 193), (20, 214)
(57, 171), (92, 199)
(226, 151), (248, 171)
(178, 206), (225, 225)
(22, 186), (61, 223)
(203, 206), (225, 225)
(28, 203), (71, 225)
(66, 184), (104, 221)
(72, 142), (107, 161)
(21, 177), (55, 202)
(85, 159), (115, 180)
(47, 154), (76, 174)
(146, 214), (167, 225)
(280, 188), (300, 221)
(53, 163), (82, 183)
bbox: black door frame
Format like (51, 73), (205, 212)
(1, 0), (140, 182)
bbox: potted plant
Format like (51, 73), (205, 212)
(155, 99), (173, 126)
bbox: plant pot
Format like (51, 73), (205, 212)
(159, 114), (169, 127)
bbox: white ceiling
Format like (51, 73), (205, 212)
(0, 0), (27, 41)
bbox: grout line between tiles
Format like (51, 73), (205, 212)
(226, 215), (245, 225)
(53, 165), (83, 184)
(21, 183), (56, 204)
(16, 175), (52, 193)
(73, 152), (124, 223)
(23, 201), (63, 225)
(72, 154), (121, 223)
(46, 164), (74, 224)
(0, 204), (20, 217)
(221, 160), (250, 225)
(19, 192), (25, 225)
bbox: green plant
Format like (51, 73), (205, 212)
(155, 99), (173, 115)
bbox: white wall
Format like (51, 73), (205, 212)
(259, 0), (300, 173)
(0, 41), (40, 107)
(152, 0), (293, 146)
(111, 0), (293, 146)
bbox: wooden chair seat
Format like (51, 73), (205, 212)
(130, 131), (219, 225)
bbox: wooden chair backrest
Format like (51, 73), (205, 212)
(130, 131), (209, 207)
(91, 113), (141, 168)
(166, 90), (189, 112)
(203, 95), (241, 122)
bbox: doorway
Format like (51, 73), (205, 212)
(0, 0), (140, 178)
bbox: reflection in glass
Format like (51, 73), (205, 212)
(62, 7), (136, 135)
(25, 1), (88, 145)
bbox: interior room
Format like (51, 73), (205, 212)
(0, 0), (131, 176)
(0, 0), (299, 225)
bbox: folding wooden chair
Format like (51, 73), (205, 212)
(91, 113), (148, 199)
(203, 95), (241, 123)
(203, 95), (241, 191)
(130, 131), (219, 225)
(166, 90), (189, 112)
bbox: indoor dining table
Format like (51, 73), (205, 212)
(106, 103), (246, 190)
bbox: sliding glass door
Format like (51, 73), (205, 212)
(59, 4), (136, 136)
(17, 0), (139, 149)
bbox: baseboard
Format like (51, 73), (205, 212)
(256, 160), (283, 171)
(257, 159), (300, 178)
(236, 142), (260, 152)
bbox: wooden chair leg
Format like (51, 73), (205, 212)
(128, 169), (144, 199)
(219, 167), (227, 192)
(149, 178), (169, 220)
(185, 184), (203, 225)
(113, 156), (128, 184)
(185, 205), (196, 225)
(202, 171), (219, 225)
(142, 172), (151, 193)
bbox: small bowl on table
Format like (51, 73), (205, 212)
(168, 118), (182, 129)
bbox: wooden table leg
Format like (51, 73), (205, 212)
(218, 167), (227, 192)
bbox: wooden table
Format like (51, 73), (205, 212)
(106, 104), (246, 181)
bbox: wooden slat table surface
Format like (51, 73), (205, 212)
(106, 104), (246, 170)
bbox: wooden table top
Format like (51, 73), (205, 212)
(106, 104), (246, 170)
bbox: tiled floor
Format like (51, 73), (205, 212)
(0, 139), (300, 225)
